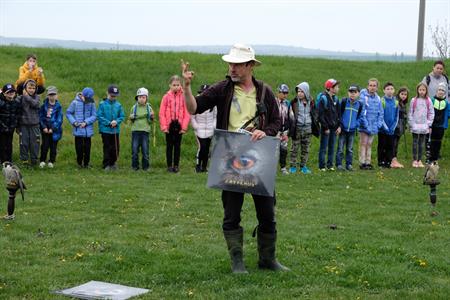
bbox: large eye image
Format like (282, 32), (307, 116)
(231, 155), (256, 170)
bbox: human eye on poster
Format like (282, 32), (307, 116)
(207, 129), (280, 197)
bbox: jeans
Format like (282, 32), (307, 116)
(318, 128), (336, 169)
(336, 131), (355, 167)
(222, 190), (276, 233)
(412, 133), (426, 161)
(132, 131), (150, 170)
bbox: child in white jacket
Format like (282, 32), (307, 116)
(408, 83), (434, 167)
(190, 84), (217, 172)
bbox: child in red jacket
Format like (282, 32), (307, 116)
(159, 75), (190, 173)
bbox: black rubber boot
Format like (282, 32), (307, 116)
(257, 230), (290, 271)
(223, 228), (248, 274)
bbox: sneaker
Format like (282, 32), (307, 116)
(110, 164), (118, 170)
(195, 165), (202, 173)
(327, 167), (335, 171)
(173, 166), (179, 173)
(319, 168), (327, 172)
(301, 166), (312, 174)
(366, 164), (374, 170)
(337, 165), (345, 171)
(104, 166), (111, 171)
(346, 165), (353, 171)
(289, 166), (297, 174)
(39, 162), (46, 168)
(3, 214), (15, 220)
(359, 163), (367, 170)
(412, 160), (418, 168)
(417, 160), (425, 168)
(167, 167), (174, 173)
(281, 167), (289, 175)
(47, 162), (54, 168)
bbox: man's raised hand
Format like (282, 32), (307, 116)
(181, 59), (194, 86)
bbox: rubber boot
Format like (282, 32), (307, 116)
(223, 228), (248, 274)
(257, 230), (290, 271)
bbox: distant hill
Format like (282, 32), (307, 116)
(0, 36), (416, 62)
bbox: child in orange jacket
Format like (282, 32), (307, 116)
(15, 54), (46, 95)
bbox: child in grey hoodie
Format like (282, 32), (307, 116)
(18, 79), (41, 166)
(288, 82), (318, 174)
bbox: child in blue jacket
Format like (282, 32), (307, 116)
(377, 82), (399, 168)
(39, 86), (63, 168)
(97, 84), (125, 170)
(66, 87), (97, 168)
(428, 82), (450, 162)
(358, 78), (384, 170)
(336, 85), (363, 171)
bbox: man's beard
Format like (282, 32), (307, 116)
(230, 75), (241, 83)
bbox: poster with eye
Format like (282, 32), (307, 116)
(207, 129), (280, 197)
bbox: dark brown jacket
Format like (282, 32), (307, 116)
(195, 76), (280, 136)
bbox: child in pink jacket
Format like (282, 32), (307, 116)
(408, 82), (434, 168)
(159, 75), (190, 173)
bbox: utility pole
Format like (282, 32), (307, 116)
(416, 0), (426, 61)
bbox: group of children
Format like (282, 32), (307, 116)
(0, 61), (215, 174)
(275, 72), (449, 174)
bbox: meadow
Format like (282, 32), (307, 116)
(0, 46), (449, 299)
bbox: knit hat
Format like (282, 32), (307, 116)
(295, 82), (310, 100)
(437, 82), (447, 92)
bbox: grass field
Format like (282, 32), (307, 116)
(0, 46), (449, 299)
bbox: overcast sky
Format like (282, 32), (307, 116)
(1, 0), (449, 55)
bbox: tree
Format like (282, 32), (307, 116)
(428, 20), (450, 59)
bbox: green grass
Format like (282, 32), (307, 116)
(0, 46), (449, 299)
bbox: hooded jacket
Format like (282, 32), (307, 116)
(0, 93), (22, 133)
(15, 62), (46, 88)
(408, 97), (434, 134)
(17, 80), (40, 126)
(97, 98), (125, 134)
(194, 76), (280, 136)
(379, 96), (399, 135)
(431, 96), (450, 129)
(66, 93), (97, 137)
(339, 97), (363, 133)
(358, 89), (384, 135)
(39, 98), (63, 141)
(159, 89), (190, 132)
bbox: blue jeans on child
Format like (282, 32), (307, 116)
(336, 131), (355, 167)
(319, 129), (336, 169)
(132, 131), (149, 170)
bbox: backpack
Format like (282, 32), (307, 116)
(426, 74), (449, 86)
(315, 92), (328, 109)
(132, 103), (153, 123)
(381, 97), (399, 109)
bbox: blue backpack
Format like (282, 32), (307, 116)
(315, 92), (327, 109)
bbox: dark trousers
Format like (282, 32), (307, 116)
(40, 132), (58, 163)
(412, 133), (427, 161)
(195, 136), (212, 170)
(19, 125), (40, 164)
(392, 135), (401, 158)
(377, 133), (395, 166)
(132, 131), (150, 170)
(279, 142), (288, 169)
(0, 131), (14, 163)
(101, 133), (120, 168)
(319, 129), (336, 169)
(75, 137), (92, 167)
(165, 132), (182, 168)
(222, 190), (276, 233)
(428, 127), (445, 162)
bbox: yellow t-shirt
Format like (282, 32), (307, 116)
(228, 86), (257, 132)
